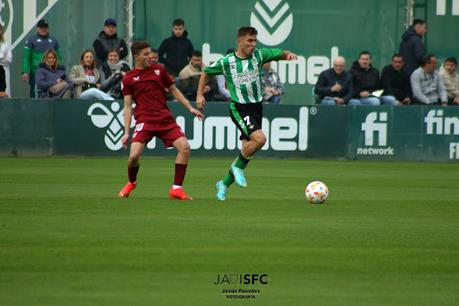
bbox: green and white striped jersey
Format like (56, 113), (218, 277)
(204, 48), (283, 104)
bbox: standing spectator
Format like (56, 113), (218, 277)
(439, 57), (459, 105)
(349, 51), (393, 105)
(93, 18), (128, 67)
(35, 49), (72, 99)
(314, 56), (356, 105)
(380, 54), (412, 105)
(262, 62), (285, 104)
(100, 48), (131, 100)
(410, 54), (447, 105)
(21, 19), (61, 98)
(158, 18), (194, 77)
(69, 50), (113, 101)
(0, 24), (12, 97)
(399, 19), (427, 77)
(178, 50), (217, 100)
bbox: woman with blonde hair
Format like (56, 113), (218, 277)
(0, 24), (12, 97)
(35, 48), (72, 98)
(69, 49), (113, 100)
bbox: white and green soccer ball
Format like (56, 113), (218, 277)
(305, 181), (329, 204)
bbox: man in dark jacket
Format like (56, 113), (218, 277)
(314, 56), (358, 105)
(93, 18), (129, 67)
(381, 54), (412, 105)
(348, 51), (393, 105)
(158, 18), (194, 77)
(399, 19), (427, 77)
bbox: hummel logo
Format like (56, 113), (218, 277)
(133, 76), (140, 81)
(250, 0), (293, 46)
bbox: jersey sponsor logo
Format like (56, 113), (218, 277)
(154, 69), (160, 76)
(250, 0), (293, 46)
(236, 69), (259, 85)
(133, 76), (140, 81)
(87, 101), (135, 151)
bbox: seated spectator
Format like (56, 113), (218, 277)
(93, 18), (128, 67)
(178, 50), (217, 100)
(381, 53), (411, 105)
(349, 51), (395, 105)
(411, 54), (447, 105)
(35, 49), (72, 98)
(439, 57), (459, 105)
(314, 56), (357, 105)
(0, 23), (12, 97)
(262, 62), (285, 104)
(69, 49), (114, 101)
(150, 49), (159, 64)
(100, 48), (130, 99)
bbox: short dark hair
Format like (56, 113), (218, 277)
(151, 48), (158, 54)
(173, 18), (185, 26)
(359, 51), (371, 59)
(238, 26), (257, 37)
(130, 41), (151, 56)
(412, 19), (426, 26)
(191, 50), (202, 58)
(444, 57), (458, 66)
(107, 48), (120, 57)
(392, 53), (403, 60)
(421, 54), (436, 66)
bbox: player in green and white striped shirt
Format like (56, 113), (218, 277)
(196, 26), (297, 201)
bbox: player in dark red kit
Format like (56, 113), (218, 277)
(118, 41), (203, 200)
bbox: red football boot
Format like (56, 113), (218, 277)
(119, 182), (137, 198)
(169, 187), (193, 200)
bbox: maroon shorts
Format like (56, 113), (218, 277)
(131, 122), (185, 148)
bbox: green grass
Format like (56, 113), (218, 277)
(1, 157), (458, 306)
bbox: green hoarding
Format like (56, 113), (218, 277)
(1, 99), (458, 162)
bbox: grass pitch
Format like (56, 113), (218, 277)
(0, 157), (458, 306)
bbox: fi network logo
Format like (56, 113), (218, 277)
(358, 112), (394, 156)
(250, 0), (293, 46)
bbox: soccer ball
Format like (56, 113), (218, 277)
(305, 181), (329, 204)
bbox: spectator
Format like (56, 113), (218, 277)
(21, 19), (61, 98)
(262, 62), (285, 104)
(315, 56), (357, 105)
(381, 54), (411, 105)
(439, 57), (459, 105)
(35, 49), (72, 99)
(69, 50), (113, 101)
(178, 50), (217, 100)
(399, 19), (427, 77)
(158, 18), (194, 77)
(0, 24), (12, 98)
(93, 18), (128, 67)
(150, 49), (159, 64)
(100, 48), (130, 99)
(410, 54), (447, 105)
(349, 51), (394, 105)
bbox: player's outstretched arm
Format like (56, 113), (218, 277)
(121, 95), (132, 149)
(281, 51), (298, 61)
(169, 85), (204, 121)
(196, 72), (209, 110)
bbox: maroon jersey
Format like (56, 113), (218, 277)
(122, 64), (175, 129)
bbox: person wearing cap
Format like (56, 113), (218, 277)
(21, 19), (61, 98)
(93, 18), (128, 67)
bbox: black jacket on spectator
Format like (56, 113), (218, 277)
(158, 31), (194, 77)
(349, 61), (380, 98)
(93, 31), (129, 66)
(399, 27), (426, 76)
(381, 65), (411, 101)
(314, 68), (353, 103)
